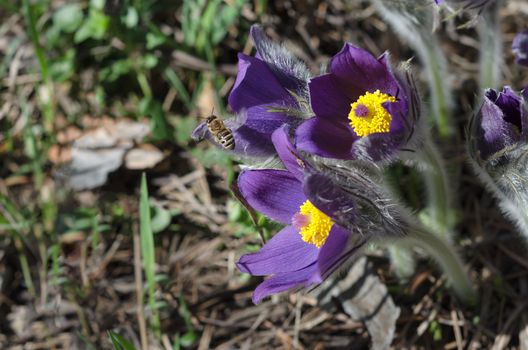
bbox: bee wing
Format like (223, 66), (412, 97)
(225, 109), (248, 131)
(191, 121), (210, 141)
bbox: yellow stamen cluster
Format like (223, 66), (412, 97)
(348, 89), (396, 137)
(298, 200), (333, 248)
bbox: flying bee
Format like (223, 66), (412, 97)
(206, 114), (235, 150)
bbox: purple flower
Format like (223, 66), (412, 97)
(513, 30), (528, 67)
(295, 44), (419, 162)
(192, 25), (311, 157)
(470, 87), (528, 160)
(468, 87), (528, 240)
(236, 127), (360, 304)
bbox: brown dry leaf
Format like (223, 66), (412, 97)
(4, 175), (30, 187)
(48, 125), (81, 164)
(408, 269), (433, 294)
(56, 126), (82, 144)
(74, 127), (120, 149)
(124, 144), (164, 170)
(59, 231), (86, 245)
(48, 144), (72, 164)
(196, 73), (219, 116)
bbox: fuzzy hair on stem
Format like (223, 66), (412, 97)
(371, 0), (454, 137)
(477, 0), (503, 89)
(250, 25), (311, 104)
(468, 142), (528, 244)
(467, 89), (528, 243)
(307, 162), (474, 302)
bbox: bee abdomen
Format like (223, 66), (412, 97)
(216, 129), (235, 150)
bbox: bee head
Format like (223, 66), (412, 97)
(206, 115), (217, 124)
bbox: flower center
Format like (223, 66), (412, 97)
(348, 89), (396, 137)
(292, 200), (333, 248)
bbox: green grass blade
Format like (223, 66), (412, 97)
(21, 0), (49, 84)
(21, 0), (55, 131)
(108, 331), (138, 350)
(139, 173), (161, 336)
(163, 68), (193, 111)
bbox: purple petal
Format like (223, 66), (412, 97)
(329, 45), (399, 97)
(252, 263), (318, 304)
(494, 86), (522, 129)
(351, 130), (406, 162)
(387, 67), (417, 138)
(229, 53), (297, 113)
(236, 225), (319, 276)
(226, 54), (300, 156)
(309, 73), (354, 120)
(191, 122), (209, 141)
(303, 172), (357, 231)
(522, 88), (528, 141)
(477, 92), (520, 159)
(308, 47), (401, 122)
(191, 115), (282, 157)
(238, 169), (305, 224)
(384, 100), (407, 134)
(317, 225), (350, 279)
(272, 126), (311, 180)
(249, 25), (309, 92)
(296, 117), (357, 159)
(229, 125), (278, 156)
(513, 30), (528, 67)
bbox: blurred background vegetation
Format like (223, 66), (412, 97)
(1, 0), (528, 349)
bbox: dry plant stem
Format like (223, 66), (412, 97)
(478, 0), (503, 90)
(405, 224), (476, 304)
(13, 236), (36, 299)
(416, 137), (454, 240)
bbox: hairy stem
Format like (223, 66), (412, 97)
(421, 37), (454, 138)
(388, 245), (416, 279)
(416, 138), (454, 239)
(404, 224), (476, 304)
(478, 0), (503, 90)
(370, 0), (454, 138)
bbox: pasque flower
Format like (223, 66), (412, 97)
(468, 87), (528, 239)
(192, 25), (311, 157)
(236, 126), (366, 303)
(470, 87), (528, 160)
(237, 125), (475, 303)
(295, 44), (420, 162)
(513, 30), (528, 67)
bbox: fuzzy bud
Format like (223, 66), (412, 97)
(468, 87), (528, 239)
(513, 30), (528, 67)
